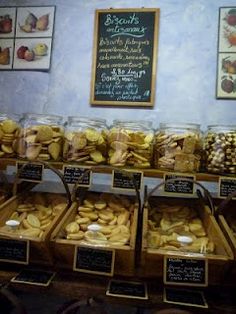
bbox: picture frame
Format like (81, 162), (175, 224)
(216, 7), (236, 99)
(0, 5), (55, 71)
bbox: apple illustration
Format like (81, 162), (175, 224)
(24, 49), (35, 61)
(17, 46), (28, 59)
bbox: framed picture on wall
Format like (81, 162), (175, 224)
(216, 7), (236, 99)
(0, 5), (55, 71)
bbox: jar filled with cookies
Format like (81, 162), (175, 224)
(204, 125), (236, 175)
(107, 120), (154, 168)
(0, 113), (19, 158)
(16, 113), (64, 161)
(63, 116), (107, 165)
(154, 123), (202, 173)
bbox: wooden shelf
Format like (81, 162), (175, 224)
(0, 158), (232, 183)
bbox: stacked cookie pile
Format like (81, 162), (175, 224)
(0, 192), (67, 238)
(204, 130), (236, 174)
(147, 200), (215, 254)
(64, 193), (136, 246)
(63, 128), (107, 164)
(154, 132), (201, 173)
(107, 128), (154, 168)
(15, 124), (64, 161)
(0, 118), (19, 157)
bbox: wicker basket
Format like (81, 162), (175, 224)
(140, 178), (233, 285)
(0, 161), (72, 265)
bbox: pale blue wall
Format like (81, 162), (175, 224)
(0, 0), (235, 130)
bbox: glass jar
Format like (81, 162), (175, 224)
(154, 123), (202, 173)
(204, 125), (236, 175)
(16, 113), (64, 161)
(0, 113), (19, 158)
(107, 120), (154, 168)
(63, 116), (108, 164)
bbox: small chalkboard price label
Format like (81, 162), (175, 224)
(164, 256), (208, 287)
(11, 269), (56, 286)
(112, 170), (143, 191)
(218, 177), (236, 199)
(63, 165), (91, 187)
(0, 238), (29, 264)
(106, 279), (148, 300)
(73, 245), (115, 276)
(17, 162), (43, 183)
(163, 287), (208, 308)
(164, 173), (195, 195)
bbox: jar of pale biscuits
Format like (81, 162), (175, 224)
(16, 113), (64, 161)
(63, 116), (107, 165)
(204, 125), (236, 175)
(154, 123), (202, 172)
(0, 113), (19, 158)
(107, 120), (154, 168)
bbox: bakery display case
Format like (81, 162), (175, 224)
(140, 178), (233, 285)
(51, 189), (139, 276)
(0, 162), (72, 265)
(217, 190), (236, 259)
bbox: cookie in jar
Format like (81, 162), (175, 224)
(15, 113), (64, 161)
(107, 120), (154, 168)
(0, 113), (19, 158)
(63, 116), (107, 165)
(154, 123), (202, 173)
(204, 125), (236, 175)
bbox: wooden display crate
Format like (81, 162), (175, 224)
(50, 192), (139, 276)
(217, 192), (236, 259)
(0, 191), (71, 265)
(0, 161), (72, 266)
(140, 196), (233, 285)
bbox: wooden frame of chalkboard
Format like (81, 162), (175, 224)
(163, 173), (196, 196)
(16, 161), (44, 183)
(11, 269), (56, 286)
(218, 176), (236, 199)
(73, 245), (115, 276)
(106, 279), (148, 300)
(90, 8), (160, 107)
(0, 238), (29, 265)
(164, 256), (208, 287)
(163, 287), (208, 308)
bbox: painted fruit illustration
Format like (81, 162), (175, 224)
(33, 43), (48, 56)
(222, 57), (236, 74)
(221, 76), (236, 93)
(24, 49), (35, 61)
(17, 46), (28, 59)
(225, 9), (236, 26)
(0, 47), (10, 65)
(0, 15), (12, 33)
(224, 27), (236, 46)
(19, 12), (49, 33)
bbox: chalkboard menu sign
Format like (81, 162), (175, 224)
(164, 173), (195, 195)
(90, 8), (160, 107)
(0, 238), (29, 264)
(112, 170), (143, 191)
(218, 177), (236, 199)
(164, 287), (208, 308)
(106, 279), (148, 299)
(63, 165), (91, 187)
(17, 162), (43, 183)
(73, 245), (115, 276)
(164, 256), (208, 287)
(11, 269), (56, 286)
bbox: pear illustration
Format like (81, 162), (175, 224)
(36, 13), (49, 31)
(25, 12), (38, 28)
